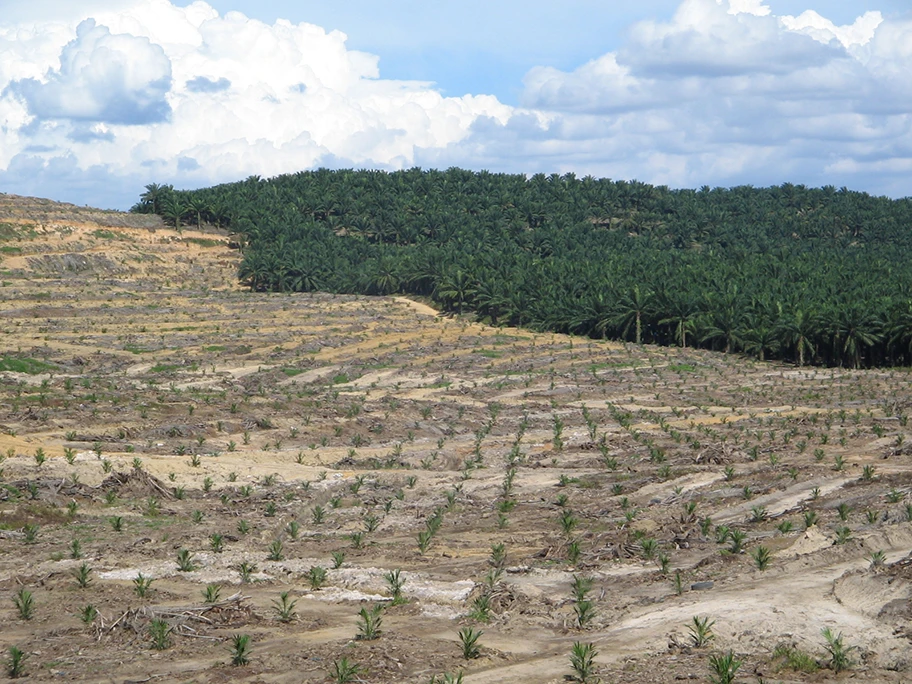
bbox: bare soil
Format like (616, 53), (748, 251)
(1, 196), (912, 682)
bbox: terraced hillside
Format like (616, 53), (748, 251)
(1, 194), (911, 682)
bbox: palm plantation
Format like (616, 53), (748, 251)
(132, 170), (912, 368)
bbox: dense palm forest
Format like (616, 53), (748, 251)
(131, 169), (912, 368)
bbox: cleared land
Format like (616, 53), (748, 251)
(1, 194), (912, 682)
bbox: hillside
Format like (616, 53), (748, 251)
(1, 195), (912, 682)
(133, 170), (912, 368)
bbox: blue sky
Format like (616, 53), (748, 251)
(0, 0), (911, 208)
(190, 0), (906, 101)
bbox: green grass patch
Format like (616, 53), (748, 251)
(0, 245), (22, 255)
(668, 363), (697, 372)
(474, 349), (503, 358)
(150, 363), (181, 373)
(492, 334), (529, 345)
(0, 223), (37, 241)
(0, 356), (57, 374)
(203, 345), (226, 352)
(332, 373), (350, 384)
(282, 368), (304, 377)
(182, 237), (222, 248)
(123, 344), (152, 354)
(589, 361), (638, 371)
(772, 645), (819, 673)
(91, 229), (130, 241)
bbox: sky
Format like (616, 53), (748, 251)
(0, 0), (910, 209)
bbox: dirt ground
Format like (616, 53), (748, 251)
(2, 194), (912, 683)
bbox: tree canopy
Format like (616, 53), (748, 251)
(132, 168), (912, 368)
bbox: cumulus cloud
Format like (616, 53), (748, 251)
(0, 0), (511, 206)
(517, 0), (912, 196)
(0, 0), (911, 208)
(10, 18), (172, 124)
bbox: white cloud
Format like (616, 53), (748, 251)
(1, 0), (912, 208)
(0, 0), (512, 206)
(515, 0), (912, 196)
(781, 10), (883, 50)
(10, 18), (172, 124)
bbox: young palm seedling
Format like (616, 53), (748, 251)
(822, 627), (856, 673)
(22, 524), (38, 544)
(6, 646), (26, 679)
(708, 651), (742, 684)
(311, 505), (326, 524)
(203, 583), (222, 603)
(568, 641), (598, 683)
(384, 568), (406, 604)
(751, 545), (772, 570)
(237, 561), (257, 583)
(272, 591), (297, 622)
(727, 530), (747, 554)
(490, 543), (506, 568)
(469, 593), (492, 622)
(149, 618), (172, 650)
(331, 551), (346, 569)
(330, 657), (361, 684)
(176, 549), (196, 571)
(70, 538), (83, 559)
(308, 565), (328, 590)
(803, 510), (818, 528)
(574, 598), (596, 629)
(266, 539), (284, 561)
(688, 616), (715, 647)
(14, 589), (34, 620)
(458, 627), (483, 660)
(868, 549), (887, 570)
(133, 573), (154, 598)
(79, 605), (99, 624)
(356, 604), (383, 640)
(559, 509), (578, 536)
(73, 562), (93, 588)
(230, 634), (251, 666)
